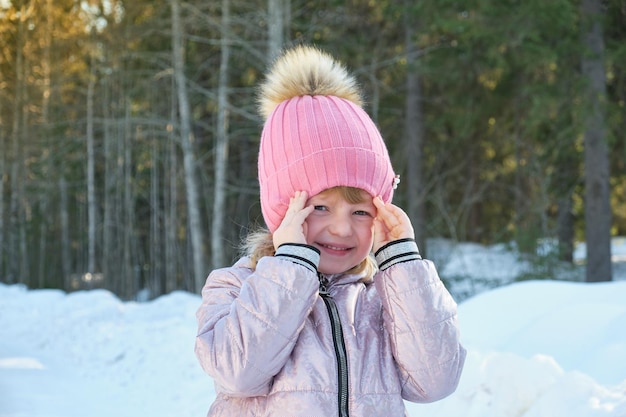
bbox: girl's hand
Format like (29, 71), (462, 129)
(273, 191), (314, 250)
(372, 196), (415, 253)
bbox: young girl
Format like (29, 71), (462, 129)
(195, 45), (466, 417)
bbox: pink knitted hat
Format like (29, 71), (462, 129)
(257, 45), (396, 233)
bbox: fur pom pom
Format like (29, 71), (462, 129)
(258, 45), (363, 119)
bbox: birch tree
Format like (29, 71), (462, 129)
(60, 177), (71, 289)
(211, 0), (231, 270)
(165, 108), (179, 294)
(8, 2), (29, 283)
(86, 48), (97, 276)
(171, 0), (207, 292)
(0, 101), (4, 279)
(268, 0), (286, 55)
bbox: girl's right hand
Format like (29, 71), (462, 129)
(272, 191), (314, 250)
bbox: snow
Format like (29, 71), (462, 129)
(1, 239), (626, 417)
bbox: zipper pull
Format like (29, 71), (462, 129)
(318, 273), (330, 296)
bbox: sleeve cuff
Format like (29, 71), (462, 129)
(374, 238), (421, 271)
(275, 243), (320, 274)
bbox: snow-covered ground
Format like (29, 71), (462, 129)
(1, 239), (625, 417)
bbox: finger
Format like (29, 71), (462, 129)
(372, 217), (390, 252)
(293, 204), (314, 224)
(284, 191), (307, 220)
(373, 216), (387, 238)
(373, 197), (399, 225)
(290, 190), (308, 211)
(373, 197), (415, 240)
(372, 195), (385, 210)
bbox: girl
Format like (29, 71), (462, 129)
(195, 45), (466, 417)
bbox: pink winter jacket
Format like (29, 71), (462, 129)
(195, 240), (466, 417)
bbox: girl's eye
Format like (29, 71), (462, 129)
(354, 210), (371, 217)
(314, 205), (328, 211)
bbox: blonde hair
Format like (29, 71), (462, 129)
(242, 186), (378, 282)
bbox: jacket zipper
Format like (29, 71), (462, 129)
(319, 274), (350, 417)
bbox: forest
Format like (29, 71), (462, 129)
(0, 0), (624, 299)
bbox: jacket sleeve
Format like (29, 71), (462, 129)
(374, 239), (466, 403)
(195, 247), (320, 397)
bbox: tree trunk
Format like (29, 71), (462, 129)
(171, 0), (207, 292)
(60, 176), (71, 290)
(37, 0), (54, 288)
(580, 0), (612, 282)
(165, 104), (179, 294)
(403, 7), (427, 256)
(150, 125), (163, 297)
(8, 2), (27, 284)
(268, 0), (285, 56)
(102, 65), (114, 294)
(86, 50), (97, 275)
(123, 100), (135, 298)
(554, 134), (578, 265)
(211, 0), (231, 270)
(0, 102), (4, 280)
(557, 195), (575, 262)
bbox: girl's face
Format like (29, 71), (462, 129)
(305, 187), (376, 275)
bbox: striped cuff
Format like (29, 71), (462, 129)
(275, 243), (320, 274)
(374, 238), (421, 271)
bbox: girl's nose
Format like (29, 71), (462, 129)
(328, 214), (352, 236)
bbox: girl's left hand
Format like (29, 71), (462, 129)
(372, 196), (415, 253)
